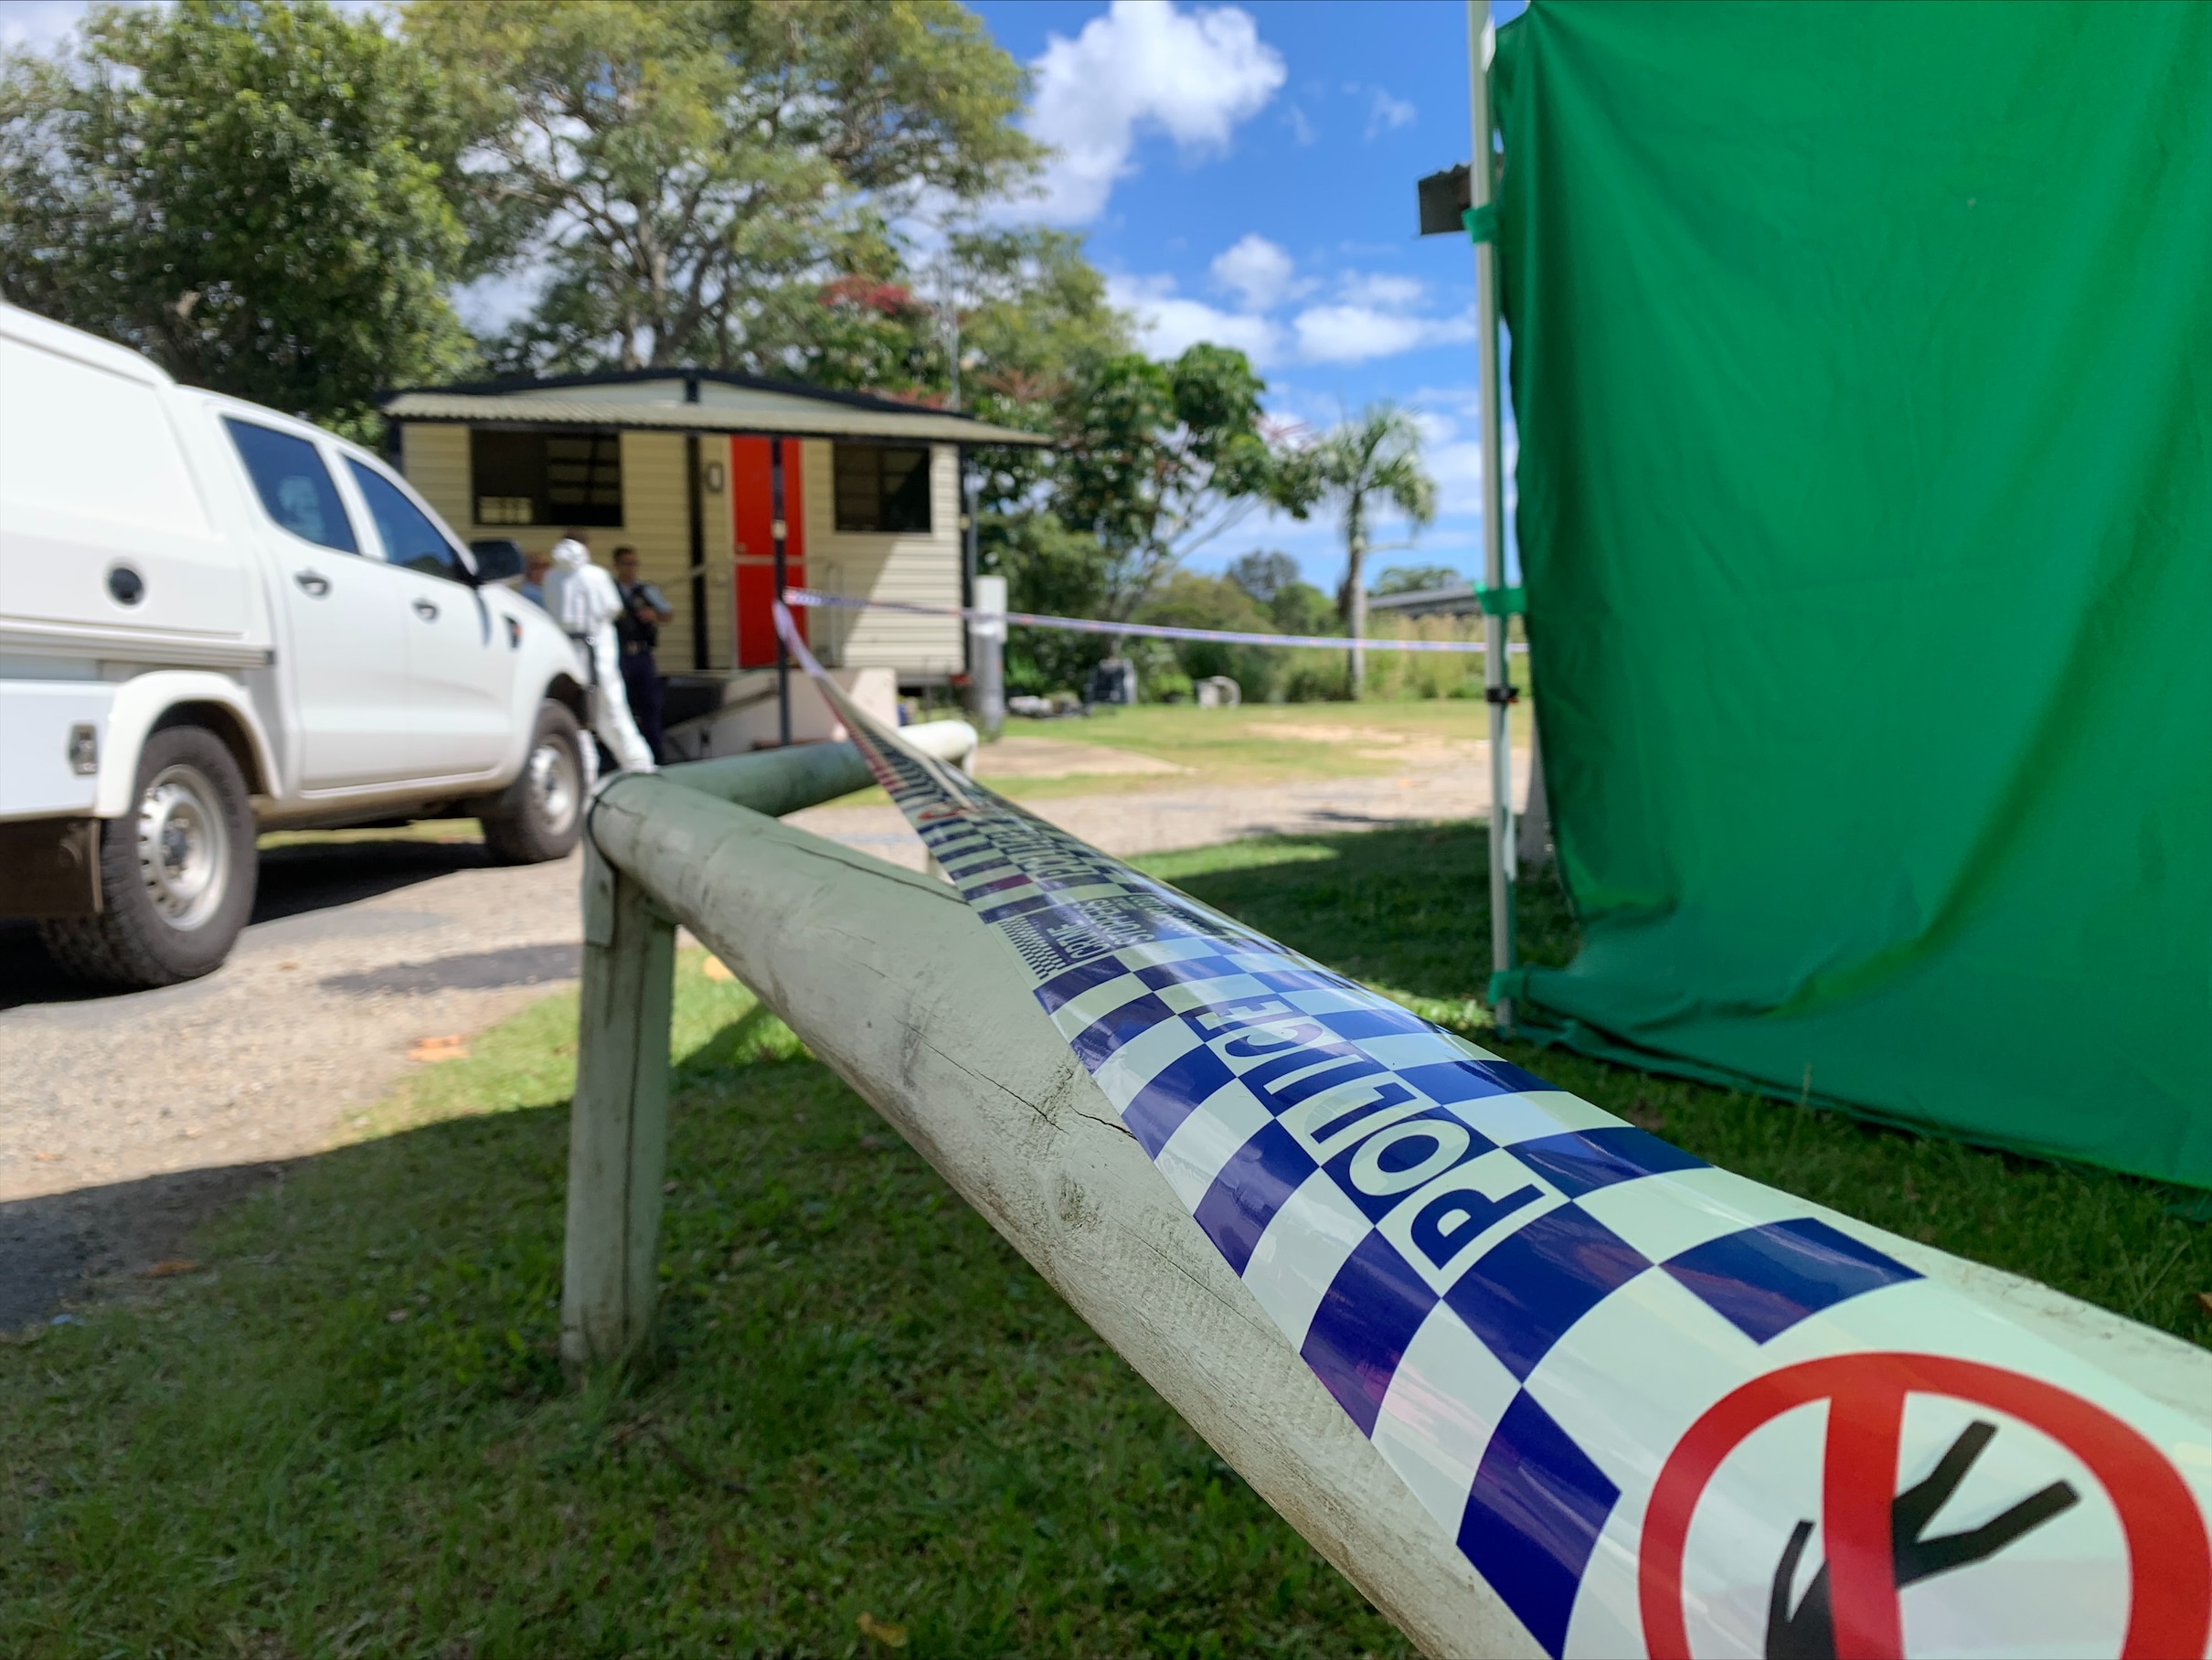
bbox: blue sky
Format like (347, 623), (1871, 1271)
(965, 0), (1526, 592)
(2, 0), (1524, 591)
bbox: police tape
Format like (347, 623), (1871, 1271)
(782, 586), (1526, 655)
(773, 598), (2212, 1659)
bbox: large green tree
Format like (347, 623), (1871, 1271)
(0, 0), (476, 431)
(413, 0), (1042, 374)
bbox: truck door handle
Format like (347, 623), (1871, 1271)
(412, 598), (440, 622)
(293, 570), (330, 598)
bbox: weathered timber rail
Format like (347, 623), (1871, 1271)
(562, 724), (2212, 1660)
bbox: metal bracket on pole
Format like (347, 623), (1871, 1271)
(1477, 584), (1525, 617)
(561, 833), (676, 1376)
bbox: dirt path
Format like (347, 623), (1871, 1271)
(0, 739), (1526, 1325)
(793, 742), (1528, 868)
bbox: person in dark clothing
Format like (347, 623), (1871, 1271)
(611, 545), (674, 764)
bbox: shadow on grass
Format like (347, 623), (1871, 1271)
(0, 962), (1409, 1660)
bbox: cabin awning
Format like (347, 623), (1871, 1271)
(380, 389), (1049, 447)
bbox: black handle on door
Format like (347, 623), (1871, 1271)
(413, 598), (440, 622)
(293, 570), (330, 598)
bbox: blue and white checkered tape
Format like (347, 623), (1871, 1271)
(777, 609), (2212, 1659)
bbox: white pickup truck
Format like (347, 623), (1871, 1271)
(0, 303), (593, 989)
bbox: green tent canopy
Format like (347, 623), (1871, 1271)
(1492, 2), (2212, 1186)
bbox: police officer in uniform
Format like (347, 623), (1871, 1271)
(611, 544), (673, 764)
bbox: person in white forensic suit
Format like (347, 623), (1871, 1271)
(544, 530), (656, 775)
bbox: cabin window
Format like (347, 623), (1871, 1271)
(471, 430), (622, 527)
(832, 443), (932, 534)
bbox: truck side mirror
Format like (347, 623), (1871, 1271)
(469, 538), (526, 584)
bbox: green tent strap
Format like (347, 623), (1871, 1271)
(1462, 203), (1499, 245)
(1477, 585), (1525, 617)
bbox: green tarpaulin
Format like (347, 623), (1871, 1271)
(1492, 3), (2212, 1187)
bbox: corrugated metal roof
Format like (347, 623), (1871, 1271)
(380, 390), (1050, 446)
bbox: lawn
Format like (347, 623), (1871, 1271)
(1000, 698), (1532, 793)
(5, 825), (2206, 1657)
(0, 953), (1407, 1660)
(258, 818), (485, 852)
(818, 697), (1538, 810)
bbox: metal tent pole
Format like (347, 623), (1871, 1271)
(1470, 2), (1515, 1030)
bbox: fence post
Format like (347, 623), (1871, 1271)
(561, 835), (676, 1376)
(970, 573), (1005, 740)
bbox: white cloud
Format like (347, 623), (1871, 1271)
(1123, 253), (1474, 367)
(1210, 234), (1296, 313)
(1292, 303), (1475, 364)
(1110, 272), (1283, 365)
(1025, 0), (1286, 223)
(1285, 104), (1317, 146)
(1423, 417), (1518, 519)
(1336, 271), (1426, 309)
(1366, 89), (1417, 139)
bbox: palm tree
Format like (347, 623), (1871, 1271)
(1313, 403), (1437, 697)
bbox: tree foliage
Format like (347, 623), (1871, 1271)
(0, 0), (476, 431)
(412, 0), (1043, 374)
(1228, 550), (1339, 635)
(989, 510), (1117, 698)
(1052, 345), (1316, 618)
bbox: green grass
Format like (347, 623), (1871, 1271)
(5, 823), (2205, 1657)
(823, 698), (1537, 809)
(0, 954), (1408, 1659)
(258, 818), (484, 851)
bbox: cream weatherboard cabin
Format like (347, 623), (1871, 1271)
(380, 369), (1045, 750)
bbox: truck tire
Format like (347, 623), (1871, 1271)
(480, 699), (587, 864)
(39, 724), (259, 988)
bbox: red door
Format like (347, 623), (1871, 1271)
(732, 435), (806, 669)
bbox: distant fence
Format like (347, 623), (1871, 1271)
(783, 585), (1529, 655)
(564, 686), (2212, 1658)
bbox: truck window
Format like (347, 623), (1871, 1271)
(346, 458), (469, 582)
(224, 419), (357, 554)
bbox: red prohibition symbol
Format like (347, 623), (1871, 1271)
(1639, 1353), (2211, 1660)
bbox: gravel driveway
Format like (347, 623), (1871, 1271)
(0, 739), (1525, 1326)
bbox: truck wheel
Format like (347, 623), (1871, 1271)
(39, 724), (258, 988)
(480, 700), (586, 864)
